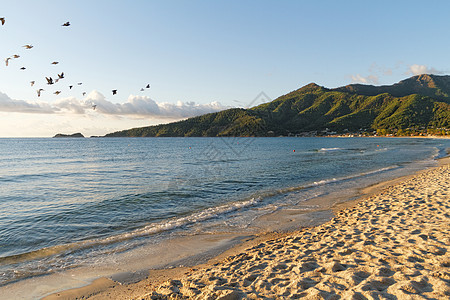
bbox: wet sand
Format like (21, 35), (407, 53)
(44, 157), (450, 299)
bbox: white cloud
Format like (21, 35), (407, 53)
(0, 90), (229, 118)
(350, 74), (379, 84)
(0, 91), (55, 113)
(55, 97), (88, 114)
(407, 64), (444, 76)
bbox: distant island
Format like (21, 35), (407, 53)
(53, 133), (85, 138)
(105, 74), (450, 137)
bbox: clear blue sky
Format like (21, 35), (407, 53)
(0, 0), (449, 136)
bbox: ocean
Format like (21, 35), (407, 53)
(0, 137), (449, 297)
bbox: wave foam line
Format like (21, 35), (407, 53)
(0, 165), (400, 266)
(319, 147), (342, 151)
(308, 165), (399, 188)
(0, 197), (262, 266)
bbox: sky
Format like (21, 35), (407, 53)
(0, 0), (449, 137)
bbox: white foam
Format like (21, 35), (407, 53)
(319, 147), (342, 151)
(312, 178), (338, 186)
(98, 197), (262, 245)
(307, 165), (399, 189)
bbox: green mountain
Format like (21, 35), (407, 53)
(105, 74), (450, 137)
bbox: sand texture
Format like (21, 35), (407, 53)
(140, 165), (450, 299)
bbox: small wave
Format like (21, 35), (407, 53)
(0, 197), (262, 266)
(435, 147), (448, 159)
(118, 197), (260, 239)
(312, 178), (338, 186)
(318, 147), (342, 152)
(0, 244), (76, 266)
(308, 165), (399, 188)
(0, 171), (63, 183)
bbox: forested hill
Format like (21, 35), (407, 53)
(104, 74), (450, 137)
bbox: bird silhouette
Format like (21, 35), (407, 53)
(30, 81), (35, 86)
(82, 92), (86, 96)
(54, 78), (59, 83)
(92, 104), (97, 110)
(146, 84), (150, 88)
(54, 91), (61, 95)
(5, 57), (11, 66)
(51, 61), (59, 65)
(58, 72), (64, 79)
(12, 55), (20, 58)
(0, 17), (5, 25)
(46, 77), (54, 85)
(77, 82), (82, 85)
(37, 89), (44, 97)
(140, 88), (144, 91)
(112, 89), (117, 95)
(23, 44), (33, 49)
(69, 85), (73, 89)
(20, 67), (26, 70)
(62, 22), (70, 27)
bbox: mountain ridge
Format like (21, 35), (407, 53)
(334, 74), (450, 101)
(104, 74), (450, 137)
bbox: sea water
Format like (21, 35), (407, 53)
(0, 137), (449, 294)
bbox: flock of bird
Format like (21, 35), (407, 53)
(1, 17), (151, 109)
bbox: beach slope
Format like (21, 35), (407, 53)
(140, 164), (450, 299)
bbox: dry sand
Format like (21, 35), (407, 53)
(47, 161), (450, 299)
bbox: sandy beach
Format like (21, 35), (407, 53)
(44, 157), (450, 300)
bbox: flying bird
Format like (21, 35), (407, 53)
(82, 92), (86, 96)
(62, 21), (70, 26)
(5, 57), (11, 66)
(77, 82), (82, 85)
(140, 88), (144, 91)
(0, 17), (5, 25)
(58, 72), (64, 79)
(54, 78), (59, 83)
(23, 44), (33, 49)
(69, 85), (73, 89)
(46, 77), (54, 85)
(37, 89), (44, 97)
(20, 67), (26, 70)
(12, 55), (20, 58)
(54, 91), (61, 95)
(92, 104), (97, 110)
(146, 84), (150, 89)
(51, 61), (59, 65)
(112, 89), (117, 95)
(30, 81), (35, 86)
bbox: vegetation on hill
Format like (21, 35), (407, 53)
(104, 74), (450, 137)
(53, 133), (85, 138)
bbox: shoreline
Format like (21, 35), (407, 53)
(325, 135), (450, 139)
(42, 155), (450, 299)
